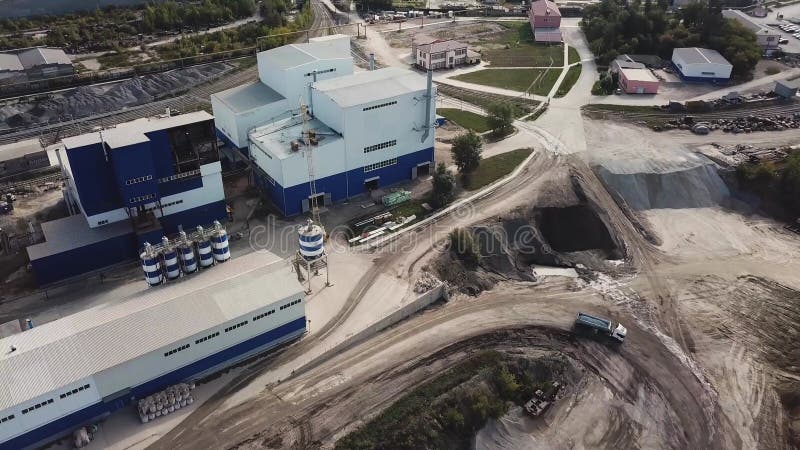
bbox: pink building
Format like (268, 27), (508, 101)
(529, 0), (562, 42)
(618, 67), (659, 94)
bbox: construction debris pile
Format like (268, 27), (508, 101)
(414, 271), (442, 293)
(658, 113), (800, 134)
(136, 382), (195, 423)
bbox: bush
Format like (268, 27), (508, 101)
(487, 103), (514, 136)
(431, 163), (456, 208)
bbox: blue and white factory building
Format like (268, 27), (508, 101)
(211, 35), (436, 216)
(0, 252), (306, 450)
(26, 111), (228, 285)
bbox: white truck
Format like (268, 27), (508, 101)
(574, 312), (627, 343)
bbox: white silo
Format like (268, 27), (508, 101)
(177, 231), (197, 274)
(161, 236), (181, 280)
(298, 219), (324, 260)
(196, 226), (214, 268)
(210, 220), (231, 263)
(140, 242), (163, 286)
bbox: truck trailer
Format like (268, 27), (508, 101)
(574, 312), (627, 343)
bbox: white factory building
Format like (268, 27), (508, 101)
(671, 47), (733, 83)
(212, 35), (436, 216)
(0, 252), (306, 450)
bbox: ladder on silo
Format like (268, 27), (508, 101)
(300, 103), (322, 228)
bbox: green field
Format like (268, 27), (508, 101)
(453, 69), (560, 96)
(437, 108), (492, 133)
(464, 148), (534, 191)
(481, 22), (564, 67)
(436, 84), (538, 118)
(555, 64), (582, 98)
(568, 47), (581, 65)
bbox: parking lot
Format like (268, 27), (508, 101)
(748, 4), (800, 53)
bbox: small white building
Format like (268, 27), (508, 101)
(413, 37), (478, 70)
(671, 47), (732, 82)
(722, 9), (779, 52)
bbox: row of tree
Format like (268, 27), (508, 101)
(580, 0), (761, 77)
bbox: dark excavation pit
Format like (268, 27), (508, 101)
(535, 205), (617, 253)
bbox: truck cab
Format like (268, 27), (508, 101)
(610, 323), (627, 342)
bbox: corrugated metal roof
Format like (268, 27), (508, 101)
(722, 9), (762, 33)
(673, 47), (731, 66)
(0, 252), (299, 410)
(61, 111), (214, 150)
(313, 67), (427, 108)
(0, 53), (22, 72)
(258, 40), (351, 70)
(212, 81), (285, 114)
(0, 138), (44, 162)
(18, 47), (71, 69)
(26, 214), (134, 261)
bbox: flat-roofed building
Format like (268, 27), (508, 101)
(618, 67), (660, 94)
(672, 47), (733, 82)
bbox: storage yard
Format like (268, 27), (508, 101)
(1, 4), (800, 450)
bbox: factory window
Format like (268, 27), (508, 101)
(159, 169), (201, 184)
(364, 139), (397, 153)
(305, 68), (336, 77)
(97, 220), (109, 226)
(279, 299), (302, 310)
(163, 343), (190, 357)
(125, 175), (153, 185)
(129, 194), (155, 204)
(224, 320), (248, 332)
(701, 71), (716, 76)
(0, 414), (14, 423)
(145, 199), (183, 212)
(21, 399), (53, 414)
(195, 331), (220, 344)
(363, 101), (397, 112)
(253, 309), (276, 321)
(363, 158), (397, 173)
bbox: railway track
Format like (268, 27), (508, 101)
(583, 100), (800, 122)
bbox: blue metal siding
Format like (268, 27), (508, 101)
(158, 177), (204, 197)
(158, 199), (228, 236)
(30, 233), (139, 285)
(0, 317), (306, 450)
(65, 144), (123, 216)
(672, 62), (730, 84)
(110, 142), (160, 208)
(144, 130), (177, 180)
(267, 147), (434, 216)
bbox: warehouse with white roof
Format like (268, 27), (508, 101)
(0, 251), (305, 450)
(212, 35), (436, 216)
(671, 47), (733, 82)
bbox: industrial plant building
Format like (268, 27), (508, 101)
(0, 138), (55, 178)
(212, 35), (436, 216)
(722, 9), (779, 53)
(26, 111), (228, 285)
(671, 47), (733, 82)
(0, 252), (306, 450)
(0, 47), (73, 84)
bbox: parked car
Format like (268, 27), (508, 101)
(780, 38), (790, 44)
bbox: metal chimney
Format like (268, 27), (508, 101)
(421, 70), (433, 143)
(369, 53), (375, 71)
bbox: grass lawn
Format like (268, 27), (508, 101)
(568, 47), (581, 65)
(436, 84), (538, 118)
(463, 148), (534, 191)
(389, 197), (430, 219)
(453, 68), (560, 95)
(555, 64), (582, 98)
(481, 22), (564, 67)
(437, 108), (492, 133)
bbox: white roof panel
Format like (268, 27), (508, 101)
(0, 252), (300, 410)
(313, 67), (427, 108)
(212, 81), (286, 114)
(18, 47), (72, 69)
(0, 53), (22, 72)
(673, 47), (731, 67)
(26, 214), (134, 261)
(0, 138), (44, 162)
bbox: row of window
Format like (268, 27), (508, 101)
(305, 67), (336, 77)
(22, 398), (53, 415)
(364, 139), (397, 154)
(159, 169), (201, 184)
(125, 175), (153, 186)
(225, 320), (248, 333)
(59, 384), (91, 399)
(253, 309), (276, 321)
(164, 343), (190, 357)
(97, 219), (109, 226)
(364, 158), (397, 173)
(195, 331), (220, 344)
(363, 100), (397, 112)
(145, 199), (184, 212)
(0, 414), (14, 423)
(129, 193), (155, 204)
(280, 298), (302, 310)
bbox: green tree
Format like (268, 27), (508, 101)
(487, 103), (514, 136)
(450, 131), (483, 174)
(431, 163), (456, 208)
